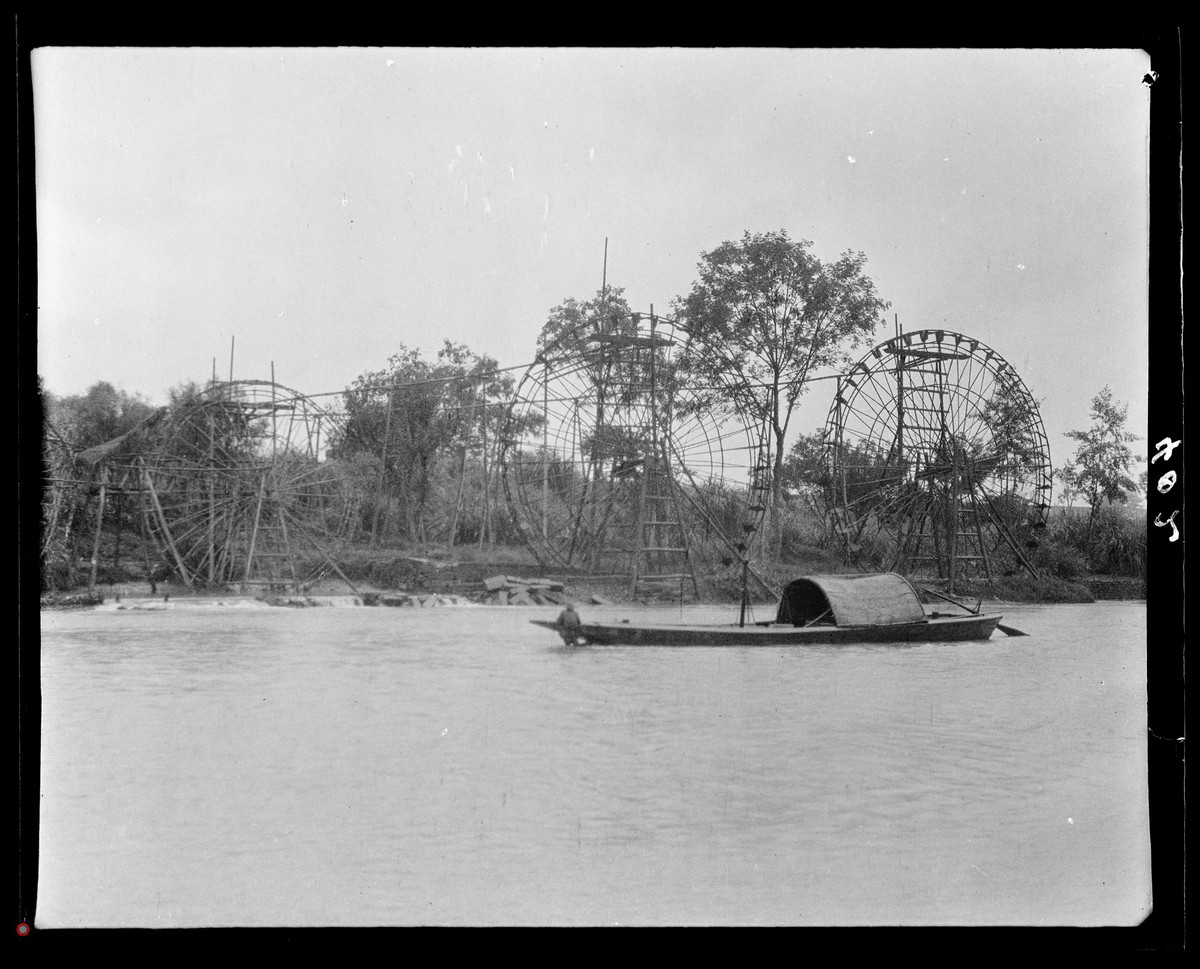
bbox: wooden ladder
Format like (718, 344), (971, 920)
(631, 449), (699, 599)
(239, 472), (299, 591)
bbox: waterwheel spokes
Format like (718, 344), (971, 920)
(499, 310), (770, 598)
(825, 328), (1051, 587)
(138, 380), (352, 593)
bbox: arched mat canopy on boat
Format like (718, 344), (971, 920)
(776, 573), (926, 627)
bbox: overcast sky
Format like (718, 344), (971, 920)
(33, 47), (1152, 466)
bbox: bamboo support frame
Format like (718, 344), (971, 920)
(373, 379), (396, 545)
(140, 459), (194, 588)
(243, 474), (267, 583)
(87, 470), (107, 591)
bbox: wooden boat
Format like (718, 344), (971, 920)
(531, 572), (1005, 647)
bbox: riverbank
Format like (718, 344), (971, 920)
(40, 544), (1142, 611)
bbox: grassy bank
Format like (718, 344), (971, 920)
(44, 488), (1145, 610)
(42, 537), (1121, 610)
(921, 574), (1095, 604)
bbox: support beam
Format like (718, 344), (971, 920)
(140, 460), (194, 589)
(87, 471), (107, 592)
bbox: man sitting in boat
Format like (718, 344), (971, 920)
(556, 603), (583, 646)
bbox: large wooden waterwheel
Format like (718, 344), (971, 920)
(137, 380), (357, 592)
(500, 311), (771, 597)
(823, 329), (1052, 590)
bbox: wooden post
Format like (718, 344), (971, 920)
(835, 378), (849, 519)
(968, 468), (993, 585)
(88, 470), (108, 592)
(112, 490), (123, 571)
(738, 559), (750, 627)
(478, 397), (490, 551)
(141, 460), (193, 589)
(631, 452), (651, 597)
(207, 409), (215, 586)
(448, 383), (478, 548)
(541, 364), (549, 541)
(895, 315), (905, 466)
(137, 496), (157, 591)
(276, 485), (296, 590)
(217, 502), (237, 585)
(948, 444), (960, 595)
(931, 506), (944, 581)
(981, 492), (1040, 580)
(373, 379), (395, 546)
(270, 362), (278, 465)
(244, 474), (267, 582)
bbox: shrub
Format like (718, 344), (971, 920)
(1046, 505), (1145, 577)
(1087, 506), (1146, 578)
(1031, 536), (1089, 581)
(777, 499), (833, 560)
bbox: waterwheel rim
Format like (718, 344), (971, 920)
(499, 312), (770, 586)
(823, 329), (1052, 581)
(139, 380), (351, 591)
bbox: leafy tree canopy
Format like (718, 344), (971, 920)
(538, 287), (633, 357)
(44, 380), (158, 450)
(333, 341), (514, 463)
(779, 430), (829, 498)
(976, 374), (1048, 480)
(673, 231), (889, 433)
(672, 230), (889, 553)
(329, 341), (518, 542)
(1056, 385), (1142, 518)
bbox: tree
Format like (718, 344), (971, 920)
(672, 230), (890, 556)
(41, 380), (160, 587)
(538, 286), (634, 364)
(779, 430), (829, 500)
(977, 374), (1048, 482)
(329, 341), (518, 544)
(40, 378), (81, 588)
(547, 287), (678, 433)
(537, 286), (645, 417)
(48, 380), (157, 449)
(1056, 385), (1142, 539)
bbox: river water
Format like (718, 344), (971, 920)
(37, 599), (1150, 927)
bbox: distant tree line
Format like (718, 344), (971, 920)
(327, 340), (530, 548)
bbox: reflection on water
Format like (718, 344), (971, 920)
(38, 601), (1150, 926)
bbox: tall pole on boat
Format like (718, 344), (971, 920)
(738, 559), (750, 627)
(949, 442), (960, 595)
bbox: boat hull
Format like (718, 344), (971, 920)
(531, 613), (1003, 646)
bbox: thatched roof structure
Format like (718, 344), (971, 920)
(775, 572), (926, 626)
(73, 407), (169, 467)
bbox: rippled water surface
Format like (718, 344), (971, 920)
(38, 599), (1150, 926)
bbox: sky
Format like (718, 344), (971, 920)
(33, 47), (1153, 475)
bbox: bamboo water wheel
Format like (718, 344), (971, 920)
(135, 380), (356, 592)
(500, 311), (772, 597)
(823, 329), (1052, 590)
